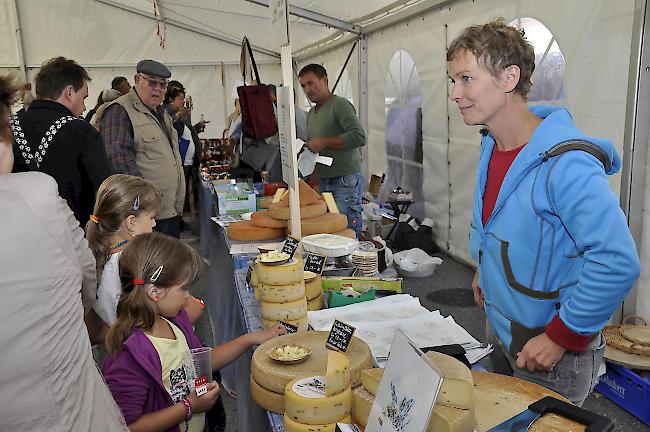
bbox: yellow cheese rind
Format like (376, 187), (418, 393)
(259, 281), (306, 303)
(326, 350), (350, 396)
(273, 188), (286, 203)
(305, 276), (323, 300)
(268, 200), (328, 220)
(360, 368), (383, 397)
(261, 297), (308, 321)
(284, 378), (352, 425)
(307, 294), (323, 311)
(283, 415), (352, 432)
(227, 220), (284, 241)
(250, 376), (285, 413)
(322, 192), (339, 213)
(426, 405), (477, 432)
(261, 315), (309, 332)
(351, 386), (373, 428)
(425, 352), (474, 409)
(257, 260), (304, 285)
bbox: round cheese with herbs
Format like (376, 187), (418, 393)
(283, 414), (352, 432)
(304, 275), (322, 301)
(257, 259), (304, 285)
(258, 281), (305, 303)
(260, 297), (308, 321)
(284, 376), (351, 425)
(307, 294), (323, 311)
(261, 315), (309, 332)
(251, 376), (285, 413)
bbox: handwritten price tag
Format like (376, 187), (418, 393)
(326, 319), (356, 353)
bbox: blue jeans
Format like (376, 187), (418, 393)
(156, 216), (181, 239)
(319, 173), (363, 238)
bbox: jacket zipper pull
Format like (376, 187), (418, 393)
(479, 249), (483, 265)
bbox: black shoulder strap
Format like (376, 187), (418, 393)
(244, 37), (261, 85)
(542, 140), (612, 172)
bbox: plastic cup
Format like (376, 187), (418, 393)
(190, 347), (213, 383)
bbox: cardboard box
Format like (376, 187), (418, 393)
(321, 276), (402, 294)
(366, 174), (383, 196)
(213, 182), (257, 215)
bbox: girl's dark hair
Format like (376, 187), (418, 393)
(85, 174), (161, 273)
(106, 232), (203, 354)
(447, 19), (536, 100)
(0, 73), (20, 142)
(164, 86), (185, 105)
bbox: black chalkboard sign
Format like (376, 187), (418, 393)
(336, 424), (361, 432)
(246, 261), (255, 287)
(281, 235), (300, 259)
(304, 253), (326, 275)
(279, 321), (298, 333)
(326, 319), (356, 353)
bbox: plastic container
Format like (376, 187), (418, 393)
(302, 234), (358, 258)
(594, 362), (650, 425)
(190, 347), (213, 382)
(393, 248), (443, 278)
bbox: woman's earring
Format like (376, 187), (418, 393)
(129, 229), (135, 238)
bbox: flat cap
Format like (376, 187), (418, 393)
(136, 59), (171, 78)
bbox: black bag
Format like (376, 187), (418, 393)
(237, 38), (277, 140)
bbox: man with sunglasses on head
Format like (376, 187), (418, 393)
(99, 59), (185, 238)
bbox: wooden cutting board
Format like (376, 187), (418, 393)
(473, 372), (586, 432)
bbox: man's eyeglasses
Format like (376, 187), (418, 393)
(138, 73), (168, 89)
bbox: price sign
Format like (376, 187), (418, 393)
(326, 319), (356, 353)
(246, 261), (255, 287)
(304, 253), (326, 275)
(281, 235), (300, 259)
(279, 321), (298, 333)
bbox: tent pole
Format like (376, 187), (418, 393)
(9, 0), (27, 81)
(358, 35), (369, 183)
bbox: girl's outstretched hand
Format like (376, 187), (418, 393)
(253, 322), (287, 345)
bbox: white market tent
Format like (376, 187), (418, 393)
(2, 0), (649, 322)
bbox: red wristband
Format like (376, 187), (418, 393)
(181, 398), (192, 421)
(545, 314), (593, 352)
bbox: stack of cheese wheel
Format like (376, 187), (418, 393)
(283, 350), (352, 431)
(257, 258), (308, 332)
(304, 271), (323, 311)
(250, 331), (373, 415)
(352, 352), (477, 432)
(237, 179), (355, 239)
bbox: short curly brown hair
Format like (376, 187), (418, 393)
(447, 19), (536, 100)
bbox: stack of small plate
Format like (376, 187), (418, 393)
(351, 242), (379, 276)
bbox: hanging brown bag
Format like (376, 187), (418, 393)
(236, 37), (278, 140)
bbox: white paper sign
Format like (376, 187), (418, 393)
(365, 329), (443, 432)
(269, 0), (289, 50)
(278, 86), (296, 189)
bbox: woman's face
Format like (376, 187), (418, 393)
(448, 50), (509, 127)
(170, 94), (185, 112)
(0, 135), (13, 174)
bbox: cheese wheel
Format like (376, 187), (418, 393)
(227, 220), (284, 241)
(425, 352), (474, 410)
(283, 414), (352, 432)
(275, 179), (322, 207)
(288, 213), (348, 236)
(251, 331), (373, 394)
(284, 377), (352, 425)
(268, 200), (327, 220)
(257, 259), (304, 285)
(259, 281), (305, 303)
(260, 297), (308, 321)
(251, 210), (288, 228)
(333, 228), (357, 239)
(261, 315), (309, 332)
(427, 405), (477, 432)
(306, 294), (323, 311)
(305, 275), (322, 301)
(351, 386), (373, 428)
(259, 196), (273, 209)
(360, 368), (382, 396)
(251, 376), (285, 413)
(326, 350), (350, 396)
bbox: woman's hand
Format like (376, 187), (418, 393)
(252, 322), (287, 345)
(472, 270), (484, 309)
(186, 382), (220, 414)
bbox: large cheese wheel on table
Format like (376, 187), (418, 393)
(268, 200), (327, 220)
(258, 281), (305, 303)
(287, 213), (348, 236)
(251, 331), (372, 395)
(260, 297), (307, 321)
(275, 178), (322, 207)
(261, 315), (309, 332)
(333, 228), (357, 239)
(307, 294), (323, 311)
(257, 259), (304, 285)
(284, 414), (352, 432)
(259, 196), (273, 209)
(251, 210), (288, 228)
(251, 376), (285, 413)
(284, 377), (351, 425)
(227, 220), (284, 241)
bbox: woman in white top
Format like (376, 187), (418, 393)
(0, 74), (127, 430)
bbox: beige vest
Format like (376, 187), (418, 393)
(112, 89), (185, 219)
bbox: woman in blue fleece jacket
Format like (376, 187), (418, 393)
(447, 20), (640, 406)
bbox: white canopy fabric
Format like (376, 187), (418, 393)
(1, 0), (647, 321)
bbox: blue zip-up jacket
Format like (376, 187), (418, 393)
(469, 105), (640, 354)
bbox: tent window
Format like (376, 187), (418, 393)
(509, 17), (566, 103)
(381, 49), (424, 219)
(334, 67), (354, 105)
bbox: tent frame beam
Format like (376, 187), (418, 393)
(94, 0), (280, 58)
(9, 0), (27, 81)
(243, 0), (361, 34)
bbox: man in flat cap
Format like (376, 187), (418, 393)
(99, 59), (185, 238)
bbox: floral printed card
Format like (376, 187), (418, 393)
(365, 328), (443, 432)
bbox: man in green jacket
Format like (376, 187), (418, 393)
(298, 64), (366, 238)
